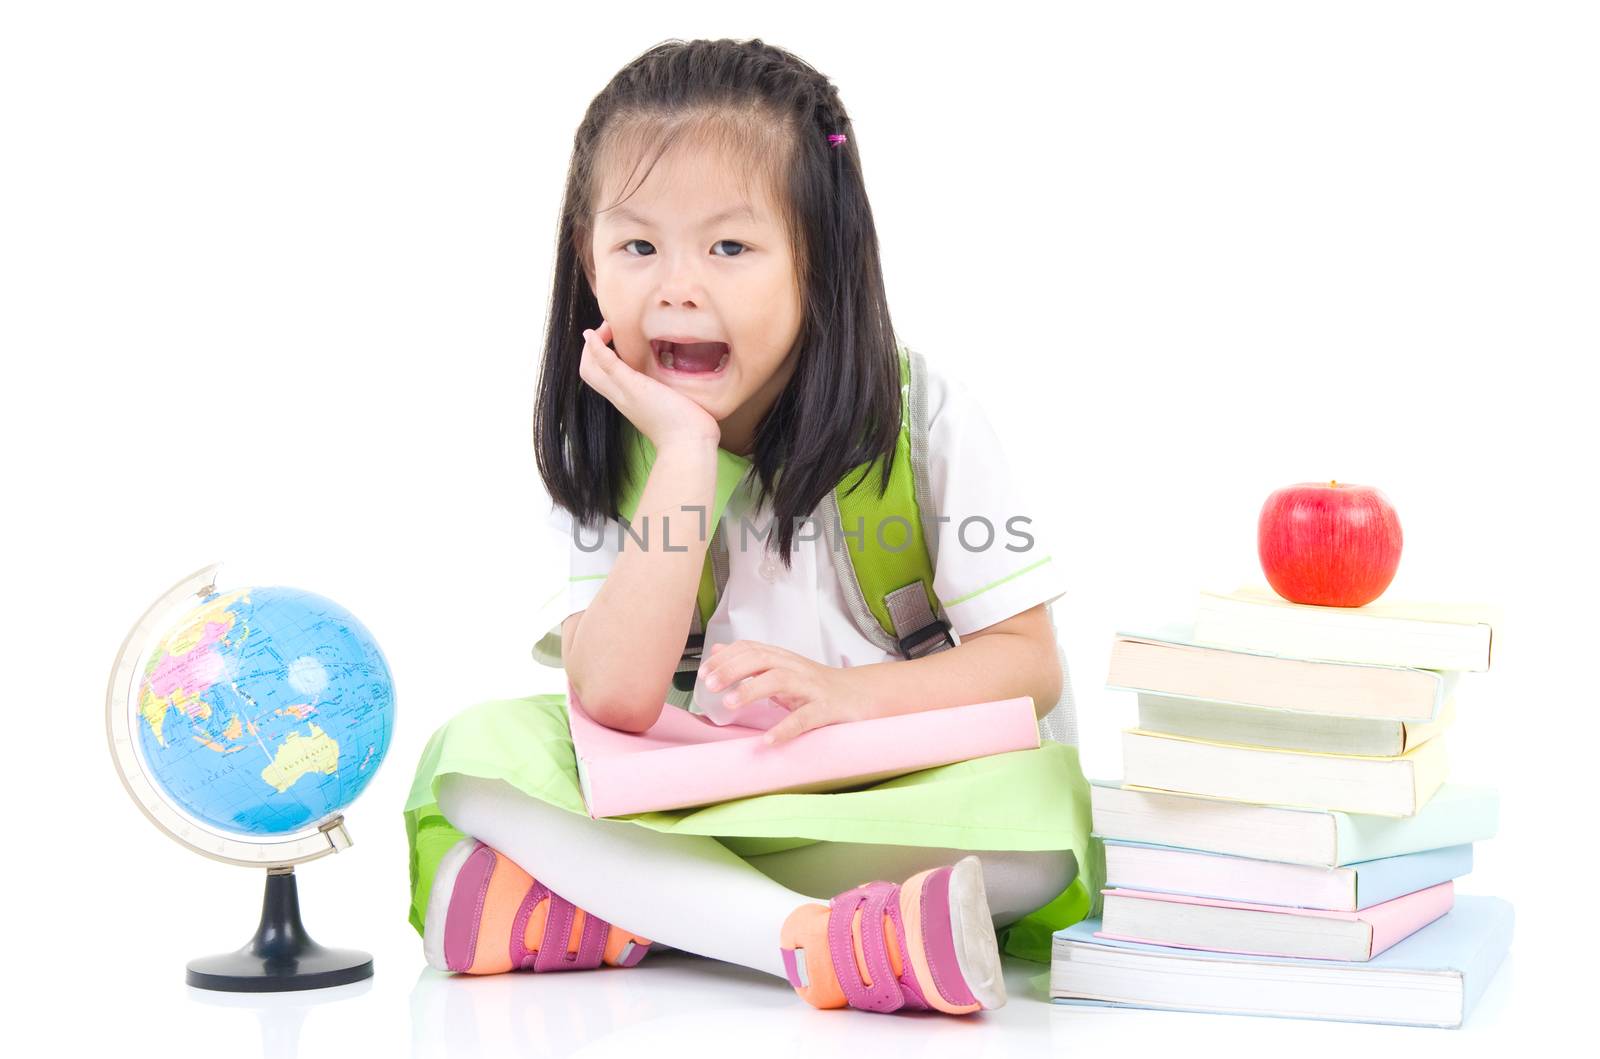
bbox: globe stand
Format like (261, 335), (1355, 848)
(186, 866), (373, 992)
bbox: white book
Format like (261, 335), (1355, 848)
(1136, 692), (1454, 756)
(1193, 586), (1497, 672)
(1121, 729), (1448, 817)
(1107, 625), (1457, 722)
(1051, 896), (1514, 1029)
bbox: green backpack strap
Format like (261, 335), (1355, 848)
(833, 349), (1081, 745)
(831, 347), (954, 659)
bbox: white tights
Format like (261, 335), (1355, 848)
(436, 774), (1075, 980)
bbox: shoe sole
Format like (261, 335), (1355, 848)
(944, 855), (1006, 1010)
(422, 837), (482, 972)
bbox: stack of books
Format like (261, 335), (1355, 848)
(1051, 586), (1514, 1029)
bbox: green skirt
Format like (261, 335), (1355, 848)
(403, 694), (1103, 963)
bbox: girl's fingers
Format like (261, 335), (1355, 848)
(764, 703), (826, 745)
(579, 327), (626, 401)
(698, 641), (739, 688)
(721, 669), (788, 712)
(701, 641), (791, 692)
(589, 322), (620, 371)
(582, 327), (615, 370)
(584, 323), (642, 398)
(577, 343), (609, 401)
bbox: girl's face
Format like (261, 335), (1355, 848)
(589, 142), (803, 455)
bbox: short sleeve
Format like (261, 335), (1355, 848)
(530, 505), (625, 667)
(924, 373), (1068, 638)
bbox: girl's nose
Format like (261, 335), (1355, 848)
(655, 251), (706, 308)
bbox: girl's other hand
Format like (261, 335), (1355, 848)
(578, 320), (722, 451)
(699, 641), (879, 745)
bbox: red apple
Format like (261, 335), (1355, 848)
(1258, 481), (1403, 607)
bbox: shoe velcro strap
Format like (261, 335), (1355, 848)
(827, 882), (905, 1012)
(570, 908), (611, 970)
(533, 892), (580, 972)
(509, 879), (551, 970)
(882, 886), (931, 1010)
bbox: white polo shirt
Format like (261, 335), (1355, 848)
(532, 359), (1068, 724)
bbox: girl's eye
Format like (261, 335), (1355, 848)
(622, 239), (745, 257)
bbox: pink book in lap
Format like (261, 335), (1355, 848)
(565, 685), (1042, 817)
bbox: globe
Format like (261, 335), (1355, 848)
(106, 565), (394, 991)
(133, 584), (394, 837)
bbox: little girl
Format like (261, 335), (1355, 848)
(403, 37), (1097, 1016)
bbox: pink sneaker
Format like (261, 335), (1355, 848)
(423, 838), (653, 974)
(778, 855), (1005, 1015)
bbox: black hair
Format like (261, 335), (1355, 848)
(533, 37), (902, 567)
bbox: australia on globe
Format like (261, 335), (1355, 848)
(135, 586), (394, 837)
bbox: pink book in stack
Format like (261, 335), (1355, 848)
(566, 686), (1042, 818)
(1096, 882), (1456, 961)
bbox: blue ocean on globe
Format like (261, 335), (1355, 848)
(134, 586), (394, 837)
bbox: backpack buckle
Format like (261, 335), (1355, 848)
(672, 633), (705, 692)
(898, 621), (955, 659)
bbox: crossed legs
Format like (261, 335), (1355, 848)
(435, 773), (1075, 979)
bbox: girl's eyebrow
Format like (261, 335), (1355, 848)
(599, 204), (761, 228)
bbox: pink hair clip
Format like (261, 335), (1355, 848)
(827, 133), (847, 147)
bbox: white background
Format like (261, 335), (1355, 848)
(5, 1), (1596, 1055)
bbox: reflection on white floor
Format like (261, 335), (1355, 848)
(185, 976), (374, 1059)
(407, 952), (1057, 1057)
(158, 947), (1512, 1059)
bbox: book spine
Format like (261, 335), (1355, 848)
(1458, 901), (1516, 1026)
(1411, 740), (1451, 816)
(1361, 882), (1455, 957)
(1400, 697), (1455, 754)
(1352, 845), (1474, 909)
(1332, 787), (1500, 864)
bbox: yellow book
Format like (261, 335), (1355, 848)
(1136, 693), (1455, 756)
(1193, 586), (1498, 672)
(1120, 728), (1449, 817)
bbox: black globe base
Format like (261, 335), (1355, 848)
(186, 866), (373, 992)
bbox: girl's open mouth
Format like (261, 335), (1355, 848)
(651, 339), (730, 376)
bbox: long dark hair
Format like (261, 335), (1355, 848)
(533, 38), (902, 567)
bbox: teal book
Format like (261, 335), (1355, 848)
(1090, 780), (1499, 867)
(1050, 895), (1513, 1029)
